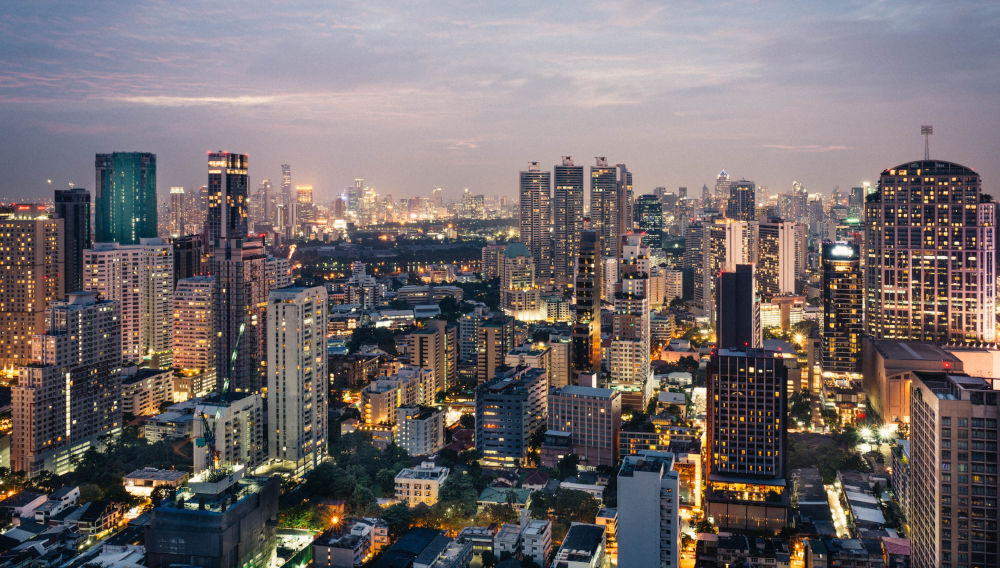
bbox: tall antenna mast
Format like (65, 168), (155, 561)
(921, 125), (933, 160)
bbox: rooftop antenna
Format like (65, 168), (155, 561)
(921, 125), (933, 160)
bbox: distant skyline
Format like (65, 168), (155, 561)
(2, 1), (999, 202)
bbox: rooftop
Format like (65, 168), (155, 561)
(557, 524), (605, 560)
(871, 339), (961, 363)
(124, 468), (189, 482)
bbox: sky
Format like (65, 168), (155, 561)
(1, 0), (999, 203)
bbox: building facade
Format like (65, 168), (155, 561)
(475, 367), (548, 467)
(54, 188), (91, 293)
(95, 152), (157, 244)
(546, 386), (622, 468)
(821, 242), (863, 374)
(617, 451), (680, 568)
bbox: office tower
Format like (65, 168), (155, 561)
(547, 332), (572, 388)
(168, 187), (185, 238)
(848, 186), (864, 222)
(685, 222), (708, 310)
(395, 406), (445, 457)
(617, 451), (680, 568)
(480, 243), (505, 280)
(573, 230), (602, 376)
(211, 240), (268, 392)
(678, 186), (688, 199)
(865, 159), (996, 343)
(475, 366), (547, 467)
(615, 163), (634, 257)
(634, 194), (663, 249)
(409, 321), (448, 392)
(0, 209), (63, 374)
(714, 170), (732, 200)
(610, 234), (651, 406)
(545, 386), (622, 468)
(173, 276), (217, 397)
(54, 188), (91, 292)
(501, 243), (543, 321)
(252, 179), (271, 226)
(476, 316), (514, 384)
(726, 179), (756, 221)
(706, 348), (790, 531)
(591, 157), (618, 257)
(756, 220), (797, 301)
(83, 239), (173, 366)
(708, 219), (755, 317)
(172, 234), (204, 283)
(146, 471), (279, 568)
(910, 373), (999, 568)
(193, 392), (265, 472)
(207, 151), (249, 244)
(295, 185), (315, 226)
(716, 264), (761, 350)
(95, 152), (157, 244)
(12, 292), (121, 475)
(553, 156), (585, 286)
(821, 243), (862, 374)
(519, 162), (551, 277)
(267, 286), (328, 477)
(280, 163), (292, 207)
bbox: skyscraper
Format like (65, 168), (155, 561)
(714, 170), (732, 201)
(211, 240), (268, 392)
(475, 366), (547, 467)
(716, 264), (760, 350)
(280, 163), (292, 206)
(519, 162), (551, 278)
(573, 230), (602, 376)
(173, 276), (217, 397)
(95, 152), (157, 244)
(0, 208), (63, 375)
(821, 243), (862, 374)
(12, 292), (121, 475)
(476, 316), (515, 384)
(634, 194), (663, 249)
(756, 219), (797, 300)
(617, 451), (680, 568)
(591, 157), (618, 258)
(501, 243), (543, 322)
(168, 186), (185, 238)
(83, 239), (173, 366)
(726, 179), (756, 221)
(865, 159), (996, 343)
(553, 156), (585, 287)
(609, 234), (651, 406)
(706, 348), (790, 531)
(909, 373), (999, 568)
(54, 188), (91, 292)
(267, 286), (328, 478)
(207, 152), (249, 244)
(707, 219), (755, 317)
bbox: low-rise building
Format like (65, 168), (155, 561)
(552, 523), (606, 568)
(395, 463), (449, 507)
(123, 468), (189, 497)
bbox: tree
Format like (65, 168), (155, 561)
(481, 551), (499, 568)
(789, 390), (812, 425)
(459, 414), (475, 430)
(557, 454), (579, 480)
(551, 489), (600, 523)
(381, 503), (412, 539)
(694, 518), (717, 534)
(438, 297), (467, 322)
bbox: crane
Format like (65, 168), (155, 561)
(195, 321), (245, 473)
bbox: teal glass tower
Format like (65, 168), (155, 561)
(95, 152), (157, 244)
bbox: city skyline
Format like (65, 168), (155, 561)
(2, 1), (999, 201)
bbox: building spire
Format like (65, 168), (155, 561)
(921, 124), (933, 160)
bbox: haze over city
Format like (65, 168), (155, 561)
(2, 0), (999, 201)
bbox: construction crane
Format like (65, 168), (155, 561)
(195, 322), (245, 473)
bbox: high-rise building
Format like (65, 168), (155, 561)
(193, 392), (265, 472)
(0, 209), (63, 375)
(95, 152), (157, 244)
(716, 264), (761, 350)
(546, 332), (572, 389)
(280, 163), (292, 208)
(501, 243), (543, 321)
(211, 240), (268, 392)
(519, 162), (551, 278)
(756, 220), (797, 300)
(821, 243), (862, 374)
(865, 159), (996, 343)
(480, 243), (505, 281)
(634, 194), (663, 249)
(546, 386), (622, 468)
(169, 186), (185, 238)
(707, 219), (755, 317)
(267, 286), (328, 477)
(591, 157), (618, 258)
(726, 179), (756, 221)
(173, 276), (217, 397)
(617, 451), (680, 568)
(714, 170), (732, 201)
(847, 186), (864, 222)
(706, 348), (790, 531)
(573, 231), (602, 376)
(476, 316), (515, 384)
(251, 180), (271, 227)
(83, 239), (173, 366)
(475, 366), (547, 467)
(552, 156), (585, 287)
(409, 321), (448, 393)
(54, 188), (91, 292)
(395, 406), (445, 457)
(206, 152), (249, 244)
(12, 292), (121, 475)
(610, 234), (651, 407)
(172, 234), (204, 284)
(685, 222), (709, 311)
(910, 372), (1000, 568)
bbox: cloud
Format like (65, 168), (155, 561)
(760, 144), (852, 153)
(112, 95), (278, 107)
